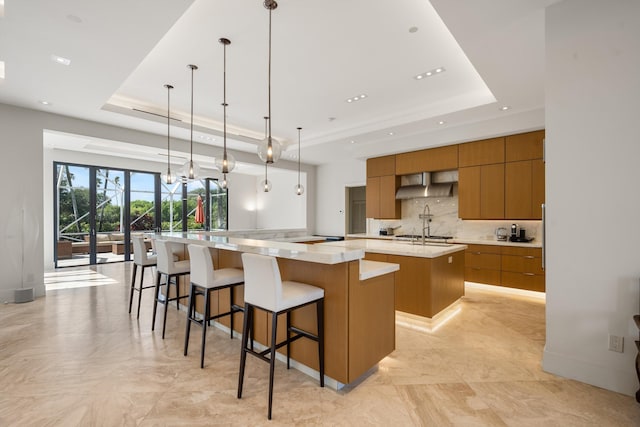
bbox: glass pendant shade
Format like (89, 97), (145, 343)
(294, 183), (305, 195)
(220, 174), (228, 189)
(162, 169), (176, 185)
(260, 178), (272, 192)
(214, 151), (236, 174)
(182, 159), (200, 180)
(257, 136), (282, 164)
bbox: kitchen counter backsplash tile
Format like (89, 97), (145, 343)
(366, 195), (541, 243)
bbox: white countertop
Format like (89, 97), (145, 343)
(319, 239), (467, 259)
(347, 233), (541, 249)
(359, 260), (399, 281)
(155, 232), (364, 265)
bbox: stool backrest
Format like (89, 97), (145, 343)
(241, 253), (282, 309)
(132, 236), (148, 265)
(154, 239), (174, 274)
(188, 244), (214, 287)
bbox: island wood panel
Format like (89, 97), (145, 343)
(347, 262), (395, 382)
(458, 137), (505, 167)
(275, 258), (351, 383)
(363, 252), (388, 262)
(430, 251), (465, 316)
(387, 254), (431, 318)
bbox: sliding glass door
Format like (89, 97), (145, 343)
(54, 162), (227, 267)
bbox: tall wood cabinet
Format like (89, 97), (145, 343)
(458, 137), (505, 219)
(505, 130), (545, 219)
(366, 156), (400, 219)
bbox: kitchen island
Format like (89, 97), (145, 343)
(154, 232), (399, 387)
(319, 239), (467, 318)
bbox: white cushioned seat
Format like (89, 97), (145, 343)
(129, 235), (157, 319)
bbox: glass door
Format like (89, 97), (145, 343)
(129, 171), (157, 259)
(54, 164), (92, 267)
(93, 168), (126, 264)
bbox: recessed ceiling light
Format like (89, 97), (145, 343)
(414, 67), (446, 80)
(500, 105), (511, 111)
(51, 54), (71, 66)
(438, 120), (446, 125)
(39, 100), (52, 106)
(350, 140), (355, 144)
(388, 132), (394, 136)
(345, 93), (368, 103)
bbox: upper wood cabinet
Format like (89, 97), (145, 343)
(505, 130), (545, 162)
(458, 163), (504, 219)
(458, 137), (505, 167)
(395, 145), (458, 175)
(366, 155), (396, 177)
(366, 156), (401, 219)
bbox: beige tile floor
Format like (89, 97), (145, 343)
(1, 262), (639, 426)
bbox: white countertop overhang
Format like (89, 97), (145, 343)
(319, 239), (467, 258)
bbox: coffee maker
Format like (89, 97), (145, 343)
(510, 224), (519, 241)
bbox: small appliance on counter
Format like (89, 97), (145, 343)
(495, 227), (508, 241)
(379, 226), (400, 236)
(509, 223), (534, 242)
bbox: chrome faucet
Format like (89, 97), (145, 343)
(419, 202), (432, 245)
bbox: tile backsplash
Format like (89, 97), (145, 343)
(366, 193), (542, 242)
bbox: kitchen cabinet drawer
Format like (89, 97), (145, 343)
(501, 271), (545, 292)
(367, 155), (396, 177)
(501, 246), (542, 257)
(501, 254), (543, 275)
(465, 244), (502, 255)
(505, 130), (545, 162)
(458, 137), (505, 167)
(465, 252), (501, 270)
(465, 267), (501, 286)
(395, 145), (458, 175)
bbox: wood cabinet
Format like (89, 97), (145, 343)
(365, 251), (465, 318)
(505, 158), (545, 219)
(501, 246), (545, 292)
(505, 130), (544, 162)
(366, 156), (400, 219)
(458, 137), (505, 167)
(464, 244), (502, 286)
(395, 145), (458, 175)
(464, 244), (545, 292)
(458, 163), (504, 219)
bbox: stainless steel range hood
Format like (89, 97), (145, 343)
(395, 171), (457, 199)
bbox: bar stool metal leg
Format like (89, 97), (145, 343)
(317, 299), (325, 387)
(237, 303), (253, 399)
(151, 272), (162, 331)
(128, 263), (138, 314)
(268, 311), (278, 420)
(200, 287), (210, 369)
(184, 282), (195, 357)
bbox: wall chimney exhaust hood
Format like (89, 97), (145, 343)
(395, 171), (457, 199)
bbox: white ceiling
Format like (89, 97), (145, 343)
(0, 0), (559, 167)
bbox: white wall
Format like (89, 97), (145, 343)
(0, 103), (317, 301)
(255, 169), (307, 230)
(544, 0), (640, 396)
(315, 159), (366, 236)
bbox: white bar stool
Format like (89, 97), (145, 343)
(129, 235), (156, 319)
(152, 239), (190, 339)
(237, 253), (325, 420)
(184, 244), (245, 368)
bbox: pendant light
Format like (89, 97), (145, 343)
(182, 64), (200, 180)
(294, 127), (304, 195)
(260, 161), (272, 192)
(259, 115), (272, 192)
(162, 84), (176, 185)
(214, 37), (235, 189)
(257, 0), (282, 164)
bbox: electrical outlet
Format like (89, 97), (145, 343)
(608, 334), (624, 353)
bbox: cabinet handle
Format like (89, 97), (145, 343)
(523, 256), (535, 259)
(474, 252), (482, 255)
(523, 273), (535, 276)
